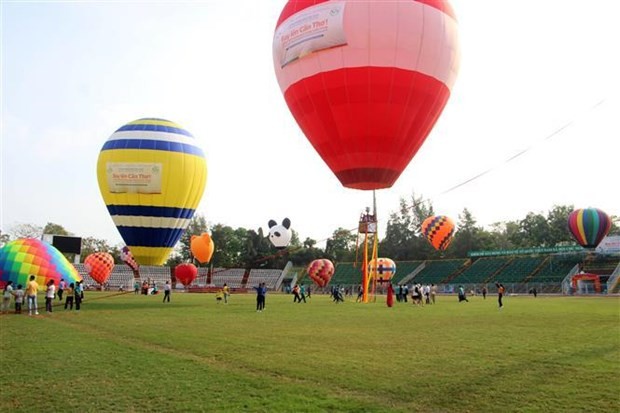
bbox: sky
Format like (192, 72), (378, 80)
(1, 0), (619, 249)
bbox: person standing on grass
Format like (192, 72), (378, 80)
(57, 278), (66, 301)
(26, 275), (39, 316)
(430, 283), (437, 304)
(292, 284), (301, 303)
(2, 281), (14, 314)
(45, 280), (56, 313)
(223, 283), (230, 304)
(482, 286), (487, 300)
(299, 284), (307, 303)
(163, 281), (171, 303)
(458, 285), (469, 303)
(12, 284), (24, 314)
(386, 283), (394, 308)
(253, 282), (266, 312)
(260, 283), (267, 311)
(74, 281), (83, 311)
(65, 283), (75, 310)
(496, 282), (505, 309)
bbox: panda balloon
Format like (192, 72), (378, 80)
(268, 218), (292, 249)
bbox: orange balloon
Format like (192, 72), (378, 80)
(84, 252), (115, 284)
(190, 233), (214, 264)
(421, 215), (456, 251)
(368, 258), (396, 283)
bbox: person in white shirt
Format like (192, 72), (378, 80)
(2, 281), (14, 313)
(45, 280), (56, 313)
(58, 278), (66, 301)
(163, 281), (171, 303)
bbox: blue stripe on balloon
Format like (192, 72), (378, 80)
(100, 139), (205, 157)
(107, 205), (195, 219)
(116, 227), (185, 248)
(115, 123), (193, 137)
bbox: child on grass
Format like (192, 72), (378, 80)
(65, 283), (75, 310)
(12, 284), (24, 314)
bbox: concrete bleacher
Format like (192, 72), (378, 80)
(246, 268), (283, 290)
(211, 268), (246, 288)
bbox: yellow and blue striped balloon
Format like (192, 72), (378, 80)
(97, 118), (207, 265)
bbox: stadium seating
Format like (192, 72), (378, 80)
(330, 262), (362, 286)
(246, 268), (284, 290)
(526, 255), (582, 283)
(492, 256), (547, 283)
(210, 268), (246, 288)
(392, 261), (424, 284)
(412, 259), (469, 284)
(450, 257), (509, 284)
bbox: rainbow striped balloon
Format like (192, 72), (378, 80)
(567, 208), (611, 249)
(97, 118), (207, 265)
(0, 238), (81, 291)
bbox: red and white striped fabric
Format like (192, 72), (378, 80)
(273, 0), (460, 190)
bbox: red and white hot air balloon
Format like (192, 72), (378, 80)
(273, 0), (460, 190)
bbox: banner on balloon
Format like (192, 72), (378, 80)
(106, 163), (162, 194)
(274, 1), (347, 67)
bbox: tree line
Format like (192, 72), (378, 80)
(2, 195), (618, 269)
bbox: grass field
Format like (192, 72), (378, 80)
(1, 291), (618, 412)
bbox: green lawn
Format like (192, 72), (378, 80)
(1, 292), (618, 412)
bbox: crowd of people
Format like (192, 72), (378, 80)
(1, 276), (85, 315)
(2, 275), (511, 316)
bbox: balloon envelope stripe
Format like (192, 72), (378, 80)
(116, 227), (186, 248)
(276, 0), (456, 26)
(101, 139), (204, 157)
(107, 205), (195, 219)
(115, 123), (193, 137)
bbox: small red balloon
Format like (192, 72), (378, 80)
(174, 263), (198, 286)
(307, 259), (335, 288)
